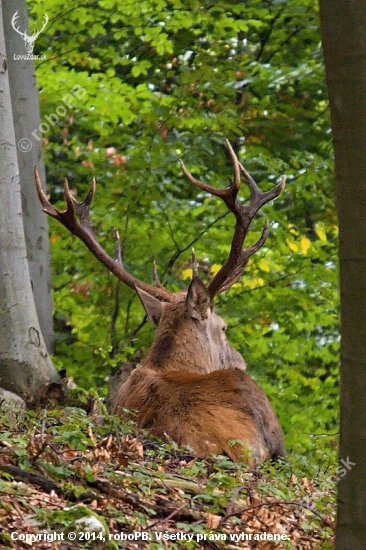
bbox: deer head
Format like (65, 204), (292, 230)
(136, 277), (246, 375)
(35, 140), (286, 464)
(12, 11), (48, 54)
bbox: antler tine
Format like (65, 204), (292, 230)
(35, 167), (173, 302)
(239, 163), (286, 215)
(191, 248), (198, 278)
(224, 138), (241, 193)
(114, 230), (123, 264)
(152, 261), (164, 288)
(34, 166), (59, 217)
(180, 160), (222, 197)
(35, 166), (96, 236)
(179, 141), (241, 204)
(63, 176), (96, 234)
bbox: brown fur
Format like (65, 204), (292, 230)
(115, 367), (284, 464)
(113, 279), (285, 465)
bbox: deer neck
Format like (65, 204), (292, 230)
(145, 311), (213, 375)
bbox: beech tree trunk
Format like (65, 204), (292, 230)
(0, 1), (60, 401)
(2, 0), (54, 353)
(319, 1), (366, 548)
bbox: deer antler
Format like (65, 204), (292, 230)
(31, 13), (49, 41)
(34, 167), (173, 302)
(180, 140), (285, 298)
(35, 141), (284, 304)
(11, 11), (27, 39)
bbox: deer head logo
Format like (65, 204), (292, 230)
(11, 11), (49, 54)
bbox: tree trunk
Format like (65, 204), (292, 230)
(2, 0), (54, 353)
(0, 1), (60, 402)
(318, 1), (366, 548)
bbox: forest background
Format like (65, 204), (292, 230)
(0, 0), (346, 546)
(27, 0), (337, 456)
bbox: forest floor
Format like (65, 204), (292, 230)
(0, 393), (335, 550)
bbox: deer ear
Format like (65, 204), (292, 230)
(186, 276), (211, 320)
(135, 287), (163, 325)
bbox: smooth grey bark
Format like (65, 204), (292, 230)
(2, 0), (54, 353)
(0, 1), (60, 401)
(319, 1), (366, 548)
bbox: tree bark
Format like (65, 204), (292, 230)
(2, 0), (54, 353)
(318, 1), (366, 548)
(0, 1), (60, 401)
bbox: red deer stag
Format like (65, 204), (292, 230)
(35, 140), (286, 465)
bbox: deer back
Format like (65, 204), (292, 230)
(113, 278), (285, 465)
(114, 368), (285, 464)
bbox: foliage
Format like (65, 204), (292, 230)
(25, 0), (338, 453)
(0, 400), (336, 548)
